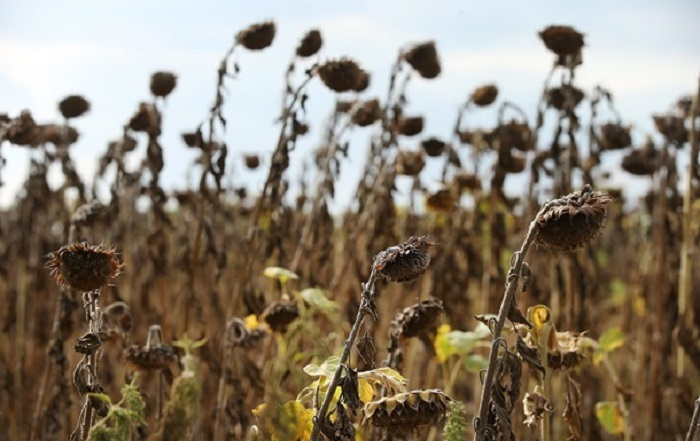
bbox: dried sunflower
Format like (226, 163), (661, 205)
(390, 298), (444, 340)
(403, 41), (441, 79)
(362, 389), (452, 434)
(536, 185), (612, 252)
(47, 243), (123, 292)
(150, 71), (177, 98)
(317, 58), (364, 93)
(396, 116), (424, 137)
(58, 95), (90, 119)
(236, 21), (276, 51)
(471, 84), (498, 107)
(296, 29), (322, 57)
(373, 236), (435, 283)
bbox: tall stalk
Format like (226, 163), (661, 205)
(309, 271), (377, 441)
(473, 203), (547, 438)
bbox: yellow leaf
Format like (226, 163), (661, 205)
(592, 352), (603, 367)
(358, 378), (374, 403)
(528, 305), (552, 332)
(597, 327), (625, 354)
(263, 267), (300, 284)
(434, 324), (454, 363)
(252, 401), (314, 441)
(245, 314), (262, 330)
(595, 401), (624, 434)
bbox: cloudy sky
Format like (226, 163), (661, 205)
(1, 0), (698, 208)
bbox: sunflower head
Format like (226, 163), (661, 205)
(47, 243), (123, 291)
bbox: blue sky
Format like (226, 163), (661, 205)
(1, 0), (698, 208)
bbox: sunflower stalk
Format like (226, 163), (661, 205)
(309, 270), (377, 441)
(474, 185), (611, 439)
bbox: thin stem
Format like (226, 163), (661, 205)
(686, 397), (700, 441)
(309, 271), (377, 441)
(474, 201), (552, 439)
(231, 72), (315, 316)
(677, 76), (700, 377)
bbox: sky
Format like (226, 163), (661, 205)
(1, 0), (699, 210)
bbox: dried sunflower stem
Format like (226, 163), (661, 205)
(474, 200), (553, 439)
(72, 290), (103, 441)
(231, 73), (314, 315)
(290, 103), (358, 273)
(310, 271), (377, 441)
(677, 76), (699, 377)
(686, 397), (700, 441)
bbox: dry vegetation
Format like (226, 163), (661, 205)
(1, 22), (699, 441)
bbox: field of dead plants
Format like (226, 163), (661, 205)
(1, 21), (699, 441)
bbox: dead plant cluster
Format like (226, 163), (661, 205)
(0, 21), (699, 441)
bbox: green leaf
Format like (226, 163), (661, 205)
(435, 323), (491, 363)
(303, 356), (339, 378)
(463, 354), (488, 373)
(597, 327), (625, 354)
(609, 279), (628, 306)
(88, 393), (112, 405)
(300, 288), (339, 313)
(595, 401), (624, 434)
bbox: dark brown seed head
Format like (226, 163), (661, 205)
(317, 58), (364, 93)
(599, 123), (632, 150)
(536, 185), (612, 252)
(403, 41), (441, 79)
(421, 137), (447, 157)
(362, 389), (453, 435)
(236, 21), (276, 51)
(395, 150), (426, 176)
(396, 116), (424, 137)
(652, 115), (688, 145)
(244, 154), (260, 169)
(498, 149), (527, 173)
(453, 171), (481, 192)
(36, 124), (79, 146)
(296, 29), (322, 57)
(546, 85), (585, 110)
(539, 25), (584, 58)
(58, 95), (90, 119)
(262, 300), (299, 333)
(351, 99), (382, 127)
(390, 298), (444, 340)
(125, 344), (178, 370)
(47, 243), (123, 292)
(471, 84), (498, 107)
(373, 236), (435, 283)
(3, 110), (40, 146)
(494, 121), (532, 152)
(150, 71), (177, 97)
(621, 140), (658, 176)
(426, 189), (456, 213)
